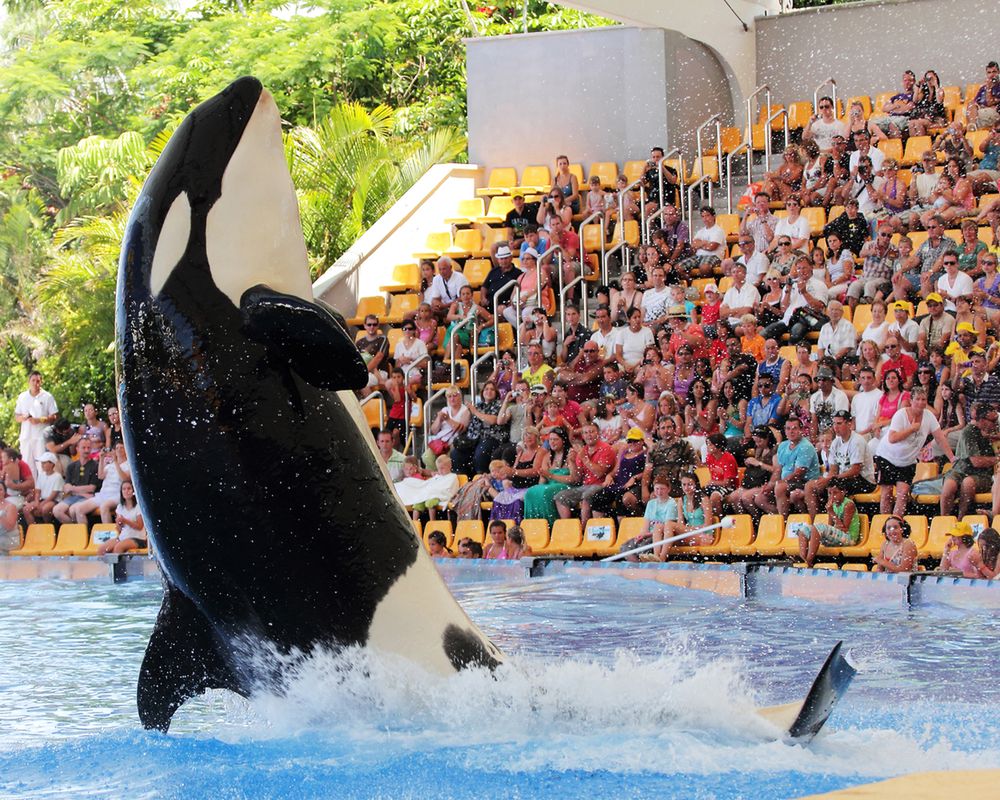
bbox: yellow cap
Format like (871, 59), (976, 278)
(950, 521), (973, 538)
(626, 427), (644, 441)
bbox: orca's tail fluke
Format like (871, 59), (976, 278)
(756, 641), (856, 743)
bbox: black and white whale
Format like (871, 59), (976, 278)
(117, 76), (501, 732)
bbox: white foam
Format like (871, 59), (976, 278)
(183, 644), (1000, 778)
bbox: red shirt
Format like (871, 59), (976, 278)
(882, 354), (917, 383)
(701, 300), (721, 325)
(560, 399), (583, 429)
(706, 450), (738, 485)
(574, 440), (616, 485)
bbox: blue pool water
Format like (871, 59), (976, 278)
(1, 565), (999, 799)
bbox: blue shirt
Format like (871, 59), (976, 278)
(644, 497), (678, 524)
(748, 393), (781, 428)
(777, 438), (821, 481)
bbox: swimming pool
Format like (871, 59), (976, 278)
(1, 565), (998, 799)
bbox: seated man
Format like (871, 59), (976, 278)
(51, 438), (100, 523)
(356, 314), (389, 395)
(554, 423), (615, 525)
(739, 191), (778, 253)
(803, 96), (847, 152)
(867, 71), (916, 138)
(677, 206), (726, 278)
(22, 452), (64, 525)
(966, 60), (1000, 130)
(916, 292), (955, 359)
(642, 146), (680, 218)
(426, 256), (470, 322)
(755, 417), (821, 516)
(848, 229), (896, 309)
(940, 403), (998, 519)
(504, 194), (537, 249)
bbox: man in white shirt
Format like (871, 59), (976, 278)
(762, 257), (829, 344)
(817, 300), (858, 361)
(800, 410), (877, 515)
(589, 304), (618, 363)
(640, 265), (671, 327)
(739, 192), (778, 252)
(720, 263), (760, 328)
(426, 256), (470, 321)
(803, 95), (848, 151)
(887, 301), (919, 354)
(809, 367), (850, 440)
(731, 235), (770, 287)
(848, 129), (885, 175)
(850, 367), (883, 440)
(14, 371), (58, 479)
(678, 206), (726, 278)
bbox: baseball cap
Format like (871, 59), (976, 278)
(667, 305), (688, 318)
(626, 427), (645, 441)
(37, 453), (58, 464)
(892, 301), (910, 313)
(495, 245), (512, 259)
(703, 282), (719, 295)
(817, 367), (835, 380)
(926, 292), (944, 304)
(956, 322), (977, 334)
(520, 247), (538, 261)
(832, 410), (852, 420)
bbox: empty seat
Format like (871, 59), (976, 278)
(687, 156), (719, 183)
(716, 213), (740, 242)
(478, 196), (515, 224)
(801, 206), (827, 233)
(462, 259), (492, 289)
(941, 85), (962, 109)
(787, 101), (814, 130)
(519, 518), (550, 553)
(347, 296), (388, 327)
(516, 165), (552, 193)
(924, 515), (957, 559)
(581, 224), (605, 253)
(444, 228), (483, 259)
(413, 230), (452, 260)
(579, 518), (618, 557)
(444, 198), (486, 226)
(362, 397), (386, 430)
(543, 518), (583, 556)
(876, 138), (903, 162)
(476, 167), (518, 197)
(76, 524), (117, 556)
(613, 517), (645, 557)
(8, 524), (55, 557)
(380, 263), (421, 294)
(385, 293), (420, 324)
(901, 136), (932, 166)
(748, 514), (787, 557)
(781, 514), (814, 557)
(49, 524), (90, 557)
(622, 160), (646, 184)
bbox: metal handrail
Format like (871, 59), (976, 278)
(646, 147), (684, 236)
(359, 391), (385, 430)
(575, 210), (605, 287)
(813, 78), (838, 118)
(693, 115), (723, 207)
(686, 174), (715, 235)
(422, 378), (451, 456)
(726, 139), (753, 214)
(762, 107), (789, 174)
(468, 351), (498, 400)
(559, 275), (586, 340)
(491, 277), (521, 362)
(535, 242), (562, 320)
(745, 84), (771, 139)
(617, 176), (643, 244)
(446, 314), (477, 387)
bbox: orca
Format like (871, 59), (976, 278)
(117, 76), (501, 732)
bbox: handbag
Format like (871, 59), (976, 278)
(477, 327), (496, 347)
(428, 439), (449, 456)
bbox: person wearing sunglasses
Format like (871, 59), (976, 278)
(803, 95), (847, 152)
(356, 314), (389, 395)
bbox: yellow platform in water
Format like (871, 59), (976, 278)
(800, 770), (1000, 798)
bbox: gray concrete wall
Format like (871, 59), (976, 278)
(466, 26), (733, 176)
(756, 0), (999, 104)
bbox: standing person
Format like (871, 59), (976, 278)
(13, 371), (58, 479)
(874, 387), (954, 516)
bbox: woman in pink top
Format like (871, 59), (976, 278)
(939, 522), (982, 578)
(873, 369), (909, 439)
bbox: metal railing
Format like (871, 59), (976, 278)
(726, 139), (753, 214)
(616, 177), (644, 248)
(422, 377), (450, 457)
(686, 175), (715, 235)
(745, 84), (772, 145)
(491, 277), (521, 359)
(762, 107), (789, 174)
(559, 274), (587, 340)
(813, 78), (838, 118)
(468, 351), (498, 400)
(694, 113), (723, 203)
(575, 210), (605, 286)
(359, 391), (385, 430)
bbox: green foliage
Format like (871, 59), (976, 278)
(0, 0), (613, 416)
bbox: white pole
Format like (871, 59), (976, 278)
(601, 516), (736, 563)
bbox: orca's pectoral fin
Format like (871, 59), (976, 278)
(240, 284), (368, 391)
(137, 586), (245, 732)
(756, 641), (857, 743)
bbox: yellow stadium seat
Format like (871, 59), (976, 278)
(581, 224), (605, 252)
(966, 83), (983, 104)
(587, 162), (618, 189)
(704, 126), (743, 156)
(693, 466), (711, 487)
(407, 396), (423, 428)
(50, 524), (89, 556)
(801, 206), (826, 234)
(347, 296), (388, 327)
(941, 85), (962, 109)
(432, 359), (469, 390)
(781, 514), (814, 557)
(873, 92), (894, 113)
(518, 518), (549, 553)
(623, 160), (646, 184)
(516, 165), (552, 194)
(481, 226), (513, 254)
(411, 518), (422, 538)
(813, 513), (871, 558)
(75, 524), (117, 556)
(8, 524), (55, 557)
(901, 135), (932, 166)
(750, 124), (768, 152)
(423, 520), (454, 551)
(453, 519), (484, 548)
(663, 157), (687, 180)
(478, 196), (515, 224)
(978, 193), (1000, 214)
(496, 322), (514, 351)
(778, 344), (797, 362)
(463, 259), (492, 289)
(385, 293), (420, 325)
(876, 138), (903, 162)
(724, 514), (756, 554)
(614, 517), (645, 557)
(851, 303), (873, 335)
(362, 397), (386, 430)
(750, 514), (787, 557)
(841, 563), (868, 572)
(924, 516), (957, 559)
(609, 220), (641, 249)
(905, 515), (929, 551)
(476, 167), (518, 197)
(698, 516), (754, 558)
(444, 198), (486, 226)
(968, 128), (990, 155)
(413, 230), (452, 260)
(567, 163), (586, 188)
(716, 213), (740, 243)
(380, 263), (421, 294)
(578, 518), (618, 557)
(787, 101), (813, 130)
(544, 518), (583, 556)
(687, 156), (719, 184)
(444, 228), (482, 259)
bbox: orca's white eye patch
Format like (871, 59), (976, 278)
(150, 192), (192, 295)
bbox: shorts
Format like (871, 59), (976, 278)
(811, 523), (860, 547)
(976, 107), (1000, 127)
(59, 494), (88, 508)
(553, 484), (603, 510)
(704, 483), (734, 498)
(840, 475), (876, 496)
(869, 114), (909, 133)
(942, 470), (994, 493)
(780, 475), (809, 491)
(874, 455), (917, 486)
